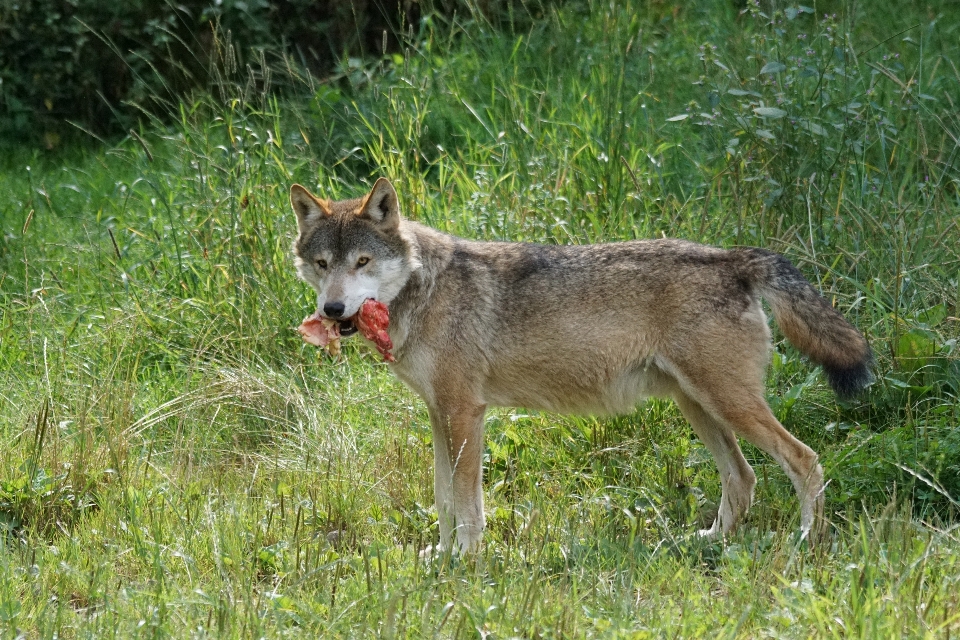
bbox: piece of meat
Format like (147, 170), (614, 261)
(354, 299), (395, 362)
(297, 299), (393, 362)
(298, 313), (341, 356)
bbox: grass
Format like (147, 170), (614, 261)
(1, 0), (960, 636)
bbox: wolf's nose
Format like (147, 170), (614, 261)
(323, 302), (346, 318)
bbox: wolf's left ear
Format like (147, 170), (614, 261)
(359, 178), (400, 231)
(290, 184), (331, 232)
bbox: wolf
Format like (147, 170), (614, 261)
(290, 177), (873, 553)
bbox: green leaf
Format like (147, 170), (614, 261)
(755, 129), (776, 140)
(666, 114), (689, 122)
(915, 304), (947, 328)
(754, 107), (787, 118)
(885, 375), (912, 389)
(896, 329), (938, 373)
(799, 120), (827, 136)
(760, 62), (787, 74)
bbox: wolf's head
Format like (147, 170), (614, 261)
(291, 178), (416, 320)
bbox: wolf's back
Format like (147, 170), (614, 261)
(735, 248), (873, 398)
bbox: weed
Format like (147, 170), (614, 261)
(0, 0), (959, 636)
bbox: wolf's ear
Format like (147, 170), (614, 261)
(358, 178), (400, 231)
(290, 184), (331, 232)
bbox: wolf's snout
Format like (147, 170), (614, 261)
(323, 302), (346, 318)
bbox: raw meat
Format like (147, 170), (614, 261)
(297, 299), (393, 362)
(298, 313), (341, 356)
(355, 299), (395, 362)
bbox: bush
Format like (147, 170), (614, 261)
(0, 0), (426, 144)
(0, 0), (568, 145)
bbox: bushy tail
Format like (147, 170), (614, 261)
(736, 248), (874, 399)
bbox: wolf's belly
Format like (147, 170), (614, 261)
(481, 357), (677, 416)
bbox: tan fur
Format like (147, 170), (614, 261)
(291, 179), (872, 553)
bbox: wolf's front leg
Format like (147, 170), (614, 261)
(430, 417), (455, 553)
(429, 401), (487, 554)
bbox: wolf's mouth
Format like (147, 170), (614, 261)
(337, 319), (358, 336)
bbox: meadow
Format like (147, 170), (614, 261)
(1, 0), (959, 636)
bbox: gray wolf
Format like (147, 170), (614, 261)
(290, 178), (873, 553)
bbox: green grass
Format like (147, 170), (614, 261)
(2, 0), (960, 636)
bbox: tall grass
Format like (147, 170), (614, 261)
(1, 0), (959, 636)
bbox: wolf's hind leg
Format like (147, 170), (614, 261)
(691, 385), (825, 542)
(672, 336), (827, 543)
(724, 398), (825, 542)
(674, 391), (757, 537)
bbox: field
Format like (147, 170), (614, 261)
(2, 1), (960, 636)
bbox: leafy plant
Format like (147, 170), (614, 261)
(0, 404), (98, 539)
(0, 0), (959, 636)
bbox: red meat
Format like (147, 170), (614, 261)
(298, 312), (341, 354)
(355, 299), (395, 362)
(297, 299), (394, 362)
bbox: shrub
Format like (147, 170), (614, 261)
(0, 0), (425, 143)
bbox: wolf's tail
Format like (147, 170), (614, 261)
(735, 248), (873, 399)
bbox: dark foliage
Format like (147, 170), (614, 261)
(0, 0), (429, 144)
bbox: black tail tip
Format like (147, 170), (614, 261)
(824, 357), (875, 400)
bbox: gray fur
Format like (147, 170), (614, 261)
(291, 179), (873, 553)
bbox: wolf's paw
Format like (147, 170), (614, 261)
(419, 544), (441, 561)
(697, 521), (721, 539)
(799, 517), (830, 549)
(419, 543), (457, 563)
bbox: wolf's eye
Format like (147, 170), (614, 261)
(316, 259), (327, 270)
(356, 256), (370, 268)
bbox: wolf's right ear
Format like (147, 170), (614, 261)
(290, 184), (331, 232)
